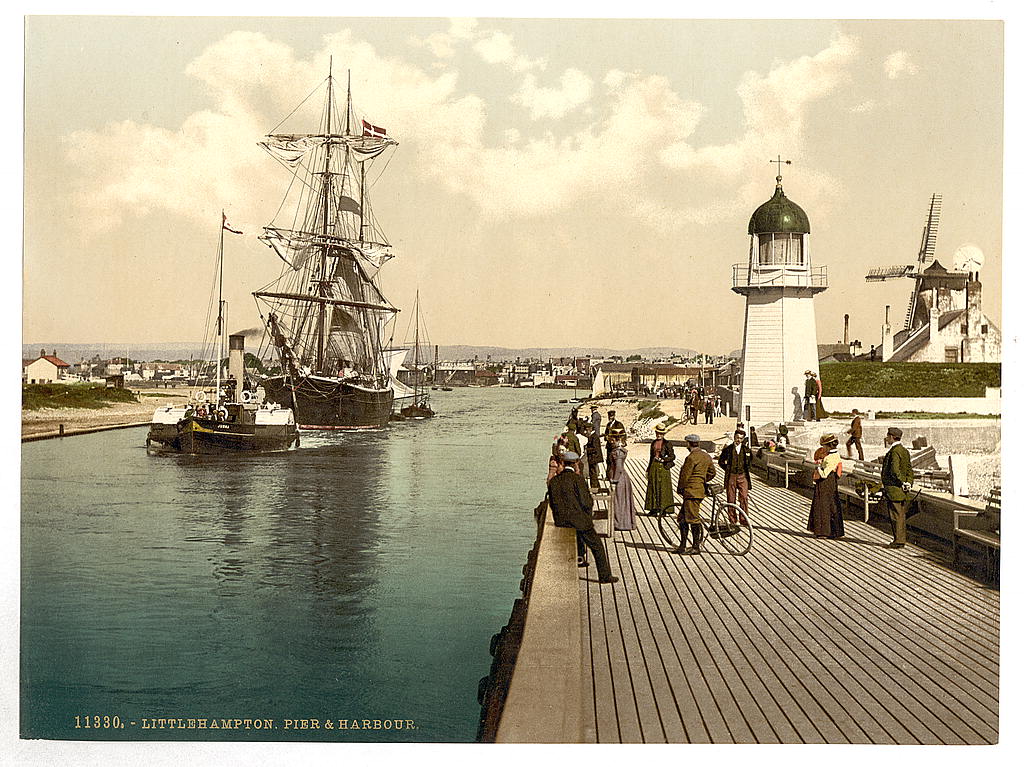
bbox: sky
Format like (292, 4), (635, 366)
(22, 16), (1005, 356)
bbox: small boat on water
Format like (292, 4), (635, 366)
(147, 214), (299, 454)
(398, 290), (435, 420)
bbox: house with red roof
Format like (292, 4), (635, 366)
(23, 349), (71, 384)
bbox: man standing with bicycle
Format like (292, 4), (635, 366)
(674, 434), (716, 555)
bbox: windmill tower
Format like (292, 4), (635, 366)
(734, 161), (827, 427)
(865, 194), (975, 360)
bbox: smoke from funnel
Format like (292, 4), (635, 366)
(233, 326), (265, 338)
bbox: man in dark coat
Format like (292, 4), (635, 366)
(845, 408), (864, 460)
(675, 434), (716, 555)
(590, 404), (602, 436)
(703, 392), (715, 424)
(804, 371), (819, 421)
(585, 425), (604, 489)
(603, 410), (624, 466)
(718, 429), (752, 525)
(881, 426), (914, 548)
(548, 453), (618, 583)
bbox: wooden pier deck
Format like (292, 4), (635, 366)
(580, 456), (999, 744)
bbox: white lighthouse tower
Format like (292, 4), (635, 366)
(734, 168), (827, 426)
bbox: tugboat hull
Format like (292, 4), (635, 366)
(261, 375), (393, 430)
(147, 405), (298, 453)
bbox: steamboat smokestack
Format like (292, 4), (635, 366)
(229, 334), (245, 400)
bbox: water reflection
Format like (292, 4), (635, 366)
(22, 388), (569, 741)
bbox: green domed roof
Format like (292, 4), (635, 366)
(748, 177), (810, 235)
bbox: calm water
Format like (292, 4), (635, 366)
(21, 387), (572, 742)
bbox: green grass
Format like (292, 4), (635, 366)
(22, 384), (139, 410)
(636, 399), (666, 420)
(820, 362), (1000, 398)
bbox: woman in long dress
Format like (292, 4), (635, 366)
(608, 428), (638, 530)
(808, 433), (845, 538)
(644, 422), (675, 514)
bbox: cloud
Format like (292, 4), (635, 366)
(472, 30), (545, 72)
(849, 99), (876, 113)
(63, 27), (865, 239)
(408, 17), (479, 59)
(884, 50), (919, 79)
(511, 68), (594, 120)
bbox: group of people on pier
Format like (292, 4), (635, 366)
(546, 401), (917, 585)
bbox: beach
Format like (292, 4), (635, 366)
(21, 389), (191, 440)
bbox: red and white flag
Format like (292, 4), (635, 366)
(222, 212), (243, 235)
(361, 119), (387, 139)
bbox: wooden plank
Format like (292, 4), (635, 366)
(735, 478), (998, 742)
(580, 574), (597, 743)
(597, 567), (644, 743)
(628, 505), (829, 743)
(578, 455), (998, 745)
(585, 565), (619, 742)
(749, 482), (1001, 660)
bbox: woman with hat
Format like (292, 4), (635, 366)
(607, 426), (638, 530)
(808, 433), (845, 539)
(643, 422), (676, 515)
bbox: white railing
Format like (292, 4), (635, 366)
(732, 263), (828, 290)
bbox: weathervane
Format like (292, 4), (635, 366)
(770, 155), (792, 179)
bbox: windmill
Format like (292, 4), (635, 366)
(865, 193), (943, 332)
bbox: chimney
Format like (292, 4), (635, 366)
(40, 348), (45, 358)
(843, 314), (850, 345)
(966, 278), (983, 336)
(881, 305), (893, 361)
(229, 334), (245, 400)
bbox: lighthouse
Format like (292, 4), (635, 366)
(734, 169), (827, 427)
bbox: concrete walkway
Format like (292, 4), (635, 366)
(579, 457), (999, 744)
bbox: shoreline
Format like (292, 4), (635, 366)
(21, 390), (191, 442)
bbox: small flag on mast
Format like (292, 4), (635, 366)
(222, 212), (243, 235)
(361, 119), (387, 139)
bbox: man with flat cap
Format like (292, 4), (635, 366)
(881, 426), (914, 548)
(675, 434), (716, 555)
(547, 452), (618, 583)
(590, 404), (602, 437)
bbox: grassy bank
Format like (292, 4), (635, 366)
(22, 384), (139, 410)
(820, 362), (1000, 398)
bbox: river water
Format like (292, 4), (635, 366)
(21, 387), (574, 742)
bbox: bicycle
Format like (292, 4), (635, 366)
(654, 482), (753, 555)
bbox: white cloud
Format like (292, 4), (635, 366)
(511, 68), (594, 120)
(472, 31), (546, 72)
(884, 50), (919, 79)
(63, 28), (865, 238)
(849, 100), (876, 113)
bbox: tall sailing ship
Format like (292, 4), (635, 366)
(254, 66), (399, 430)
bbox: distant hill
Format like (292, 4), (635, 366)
(428, 345), (700, 361)
(24, 341), (708, 364)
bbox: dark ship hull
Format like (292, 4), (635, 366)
(262, 375), (393, 430)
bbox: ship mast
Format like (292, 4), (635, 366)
(216, 211), (225, 403)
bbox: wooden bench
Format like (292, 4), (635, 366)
(953, 487), (1000, 583)
(591, 472), (616, 538)
(763, 451), (799, 488)
(838, 461), (884, 523)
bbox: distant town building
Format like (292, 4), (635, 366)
(591, 363), (702, 396)
(23, 350), (70, 384)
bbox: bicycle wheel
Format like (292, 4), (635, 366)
(657, 503), (685, 548)
(706, 501), (753, 555)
